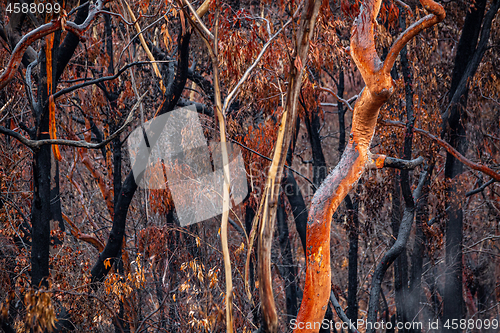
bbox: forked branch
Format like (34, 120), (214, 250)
(0, 0), (106, 91)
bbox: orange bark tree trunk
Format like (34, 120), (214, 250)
(294, 0), (445, 331)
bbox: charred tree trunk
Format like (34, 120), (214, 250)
(337, 67), (359, 323)
(304, 108), (327, 187)
(284, 117), (308, 254)
(284, 170), (308, 255)
(31, 29), (61, 288)
(277, 196), (299, 325)
(392, 15), (415, 329)
(91, 31), (191, 285)
(390, 170), (407, 326)
(345, 195), (358, 322)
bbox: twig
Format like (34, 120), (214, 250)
(318, 86), (354, 112)
(53, 61), (172, 99)
(97, 9), (141, 26)
(222, 14), (296, 115)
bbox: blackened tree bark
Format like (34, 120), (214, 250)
(284, 118), (308, 254)
(284, 171), (308, 254)
(345, 194), (358, 322)
(91, 30), (192, 285)
(29, 0), (92, 289)
(392, 13), (415, 329)
(408, 164), (432, 333)
(336, 67), (359, 323)
(277, 196), (299, 325)
(1, 11), (37, 67)
(304, 107), (327, 187)
(244, 204), (260, 328)
(337, 69), (346, 156)
(55, 3), (90, 81)
(31, 30), (60, 288)
(390, 170), (407, 327)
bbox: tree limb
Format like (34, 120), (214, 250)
(0, 93), (145, 150)
(380, 119), (500, 181)
(62, 213), (104, 252)
(318, 86), (354, 112)
(0, 0), (106, 91)
(330, 291), (361, 333)
(365, 170), (428, 329)
(382, 0), (445, 74)
(53, 61), (172, 99)
(367, 154), (424, 170)
(466, 178), (496, 197)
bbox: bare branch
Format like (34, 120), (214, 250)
(395, 0), (412, 13)
(466, 178), (496, 197)
(53, 61), (171, 99)
(181, 0), (214, 40)
(0, 93), (146, 150)
(380, 119), (500, 181)
(0, 20), (62, 90)
(367, 154), (424, 170)
(0, 0), (106, 91)
(382, 0), (445, 74)
(120, 0), (166, 94)
(319, 86), (354, 112)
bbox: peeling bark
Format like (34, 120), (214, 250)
(294, 0), (445, 330)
